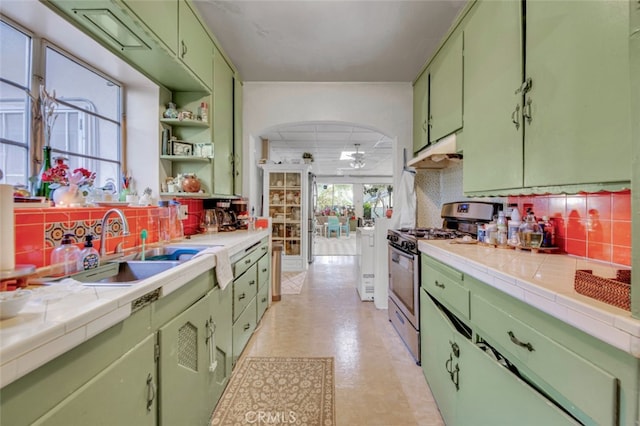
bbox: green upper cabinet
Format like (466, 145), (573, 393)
(523, 0), (631, 188)
(123, 0), (178, 54)
(213, 46), (235, 195)
(234, 77), (244, 195)
(429, 30), (463, 144)
(412, 69), (429, 154)
(178, 0), (213, 89)
(463, 0), (523, 193)
(461, 0), (631, 195)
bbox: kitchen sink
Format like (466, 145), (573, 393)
(74, 260), (180, 285)
(130, 245), (212, 261)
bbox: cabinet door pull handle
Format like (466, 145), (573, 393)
(238, 293), (246, 300)
(523, 97), (533, 124)
(262, 297), (267, 303)
(262, 268), (268, 273)
(146, 373), (156, 412)
(249, 280), (256, 286)
(422, 119), (427, 132)
(449, 340), (460, 358)
(244, 323), (251, 331)
(511, 104), (520, 130)
(452, 363), (460, 391)
(245, 259), (252, 264)
(180, 40), (187, 58)
(434, 280), (445, 289)
(514, 77), (532, 95)
(445, 354), (453, 374)
(508, 331), (535, 352)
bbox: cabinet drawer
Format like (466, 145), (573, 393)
(472, 294), (618, 425)
(234, 241), (268, 276)
(232, 297), (257, 364)
(257, 282), (269, 322)
(258, 253), (270, 289)
(233, 264), (257, 321)
(421, 256), (469, 320)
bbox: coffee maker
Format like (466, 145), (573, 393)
(202, 199), (237, 232)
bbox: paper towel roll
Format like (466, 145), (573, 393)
(0, 184), (15, 271)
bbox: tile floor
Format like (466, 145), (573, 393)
(241, 255), (445, 425)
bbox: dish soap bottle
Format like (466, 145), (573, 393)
(79, 235), (100, 270)
(496, 211), (508, 246)
(50, 234), (81, 276)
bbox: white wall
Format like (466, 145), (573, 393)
(243, 82), (413, 215)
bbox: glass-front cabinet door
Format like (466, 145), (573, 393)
(261, 164), (310, 271)
(268, 171), (302, 256)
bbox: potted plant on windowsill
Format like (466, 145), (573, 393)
(302, 152), (313, 164)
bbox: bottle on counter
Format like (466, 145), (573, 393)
(496, 211), (508, 246)
(518, 211), (543, 248)
(169, 200), (184, 240)
(508, 207), (521, 246)
(540, 216), (556, 247)
(78, 235), (100, 270)
(158, 200), (171, 243)
(51, 234), (81, 276)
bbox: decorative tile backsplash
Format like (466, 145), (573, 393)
(414, 163), (631, 266)
(13, 198), (208, 269)
(508, 191), (631, 266)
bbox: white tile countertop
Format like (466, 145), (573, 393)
(418, 240), (639, 358)
(0, 229), (269, 388)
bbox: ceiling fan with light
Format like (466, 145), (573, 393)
(349, 144), (366, 169)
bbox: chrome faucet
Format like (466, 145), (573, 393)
(99, 208), (130, 257)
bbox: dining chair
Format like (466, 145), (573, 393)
(326, 216), (341, 237)
(339, 219), (349, 237)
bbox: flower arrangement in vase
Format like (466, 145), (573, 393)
(42, 156), (96, 207)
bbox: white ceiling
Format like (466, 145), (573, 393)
(263, 122), (394, 176)
(192, 0), (466, 177)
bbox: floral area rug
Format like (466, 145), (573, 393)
(210, 357), (335, 426)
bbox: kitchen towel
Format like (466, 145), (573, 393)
(193, 246), (233, 290)
(0, 184), (15, 271)
(390, 169), (416, 229)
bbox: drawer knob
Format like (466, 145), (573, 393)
(508, 331), (535, 352)
(245, 259), (252, 264)
(435, 280), (445, 289)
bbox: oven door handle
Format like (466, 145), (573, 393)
(390, 247), (416, 263)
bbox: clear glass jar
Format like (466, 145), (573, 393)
(518, 212), (543, 248)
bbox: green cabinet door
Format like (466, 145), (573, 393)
(420, 289), (458, 426)
(33, 334), (157, 426)
(178, 0), (213, 88)
(456, 337), (578, 425)
(209, 284), (234, 404)
(158, 291), (217, 426)
(463, 0), (524, 193)
(524, 0), (631, 187)
(429, 30), (463, 144)
(412, 69), (429, 153)
(124, 0), (178, 54)
(233, 77), (243, 195)
(213, 46), (235, 195)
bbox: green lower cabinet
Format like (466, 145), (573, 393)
(232, 297), (257, 365)
(158, 290), (218, 426)
(421, 288), (578, 425)
(209, 284), (233, 403)
(33, 334), (157, 426)
(420, 289), (457, 426)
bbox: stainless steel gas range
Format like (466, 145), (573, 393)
(387, 201), (501, 364)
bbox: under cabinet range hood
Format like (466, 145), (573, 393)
(407, 134), (462, 169)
